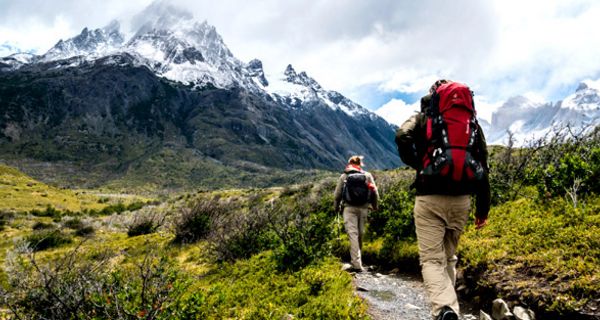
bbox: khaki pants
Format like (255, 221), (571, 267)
(343, 206), (368, 269)
(414, 195), (470, 317)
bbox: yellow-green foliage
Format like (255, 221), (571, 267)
(1, 227), (368, 320)
(0, 178), (368, 320)
(460, 195), (600, 313)
(0, 164), (120, 212)
(179, 252), (369, 319)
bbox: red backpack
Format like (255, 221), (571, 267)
(421, 82), (484, 181)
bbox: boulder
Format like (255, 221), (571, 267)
(480, 310), (493, 320)
(513, 306), (535, 320)
(492, 299), (513, 320)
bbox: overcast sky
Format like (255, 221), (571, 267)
(1, 0), (600, 124)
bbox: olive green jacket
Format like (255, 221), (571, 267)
(395, 94), (491, 219)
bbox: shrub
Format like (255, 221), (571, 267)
(29, 205), (62, 219)
(368, 177), (415, 240)
(2, 245), (188, 320)
(127, 213), (164, 237)
(63, 218), (84, 230)
(100, 202), (126, 215)
(1, 211), (15, 230)
(74, 225), (95, 237)
(173, 197), (232, 244)
(126, 201), (146, 212)
(25, 230), (72, 251)
(207, 204), (278, 262)
(268, 197), (334, 271)
(489, 125), (600, 205)
(32, 221), (54, 230)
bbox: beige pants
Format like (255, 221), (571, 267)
(414, 195), (470, 317)
(343, 206), (368, 269)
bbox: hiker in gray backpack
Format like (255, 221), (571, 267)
(333, 155), (379, 272)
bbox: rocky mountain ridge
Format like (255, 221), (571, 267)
(0, 2), (399, 189)
(486, 80), (600, 145)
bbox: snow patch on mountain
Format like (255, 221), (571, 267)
(40, 20), (124, 63)
(486, 81), (600, 145)
(561, 81), (600, 113)
(264, 64), (370, 117)
(0, 52), (36, 71)
(0, 2), (408, 123)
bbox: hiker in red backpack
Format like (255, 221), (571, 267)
(396, 80), (490, 320)
(334, 155), (379, 272)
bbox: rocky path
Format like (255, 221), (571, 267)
(352, 268), (477, 320)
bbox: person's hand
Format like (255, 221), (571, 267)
(475, 217), (487, 229)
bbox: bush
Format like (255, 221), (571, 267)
(29, 205), (62, 219)
(25, 230), (72, 251)
(207, 204), (278, 262)
(32, 221), (54, 230)
(74, 225), (95, 237)
(86, 201), (147, 216)
(173, 197), (232, 244)
(0, 210), (15, 231)
(2, 246), (188, 320)
(489, 125), (600, 205)
(127, 213), (164, 237)
(368, 179), (415, 240)
(63, 218), (84, 230)
(268, 197), (334, 271)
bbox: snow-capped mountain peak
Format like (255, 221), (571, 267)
(283, 64), (322, 90)
(40, 20), (124, 62)
(122, 3), (246, 88)
(561, 81), (600, 112)
(486, 82), (600, 145)
(1, 1), (382, 120)
(246, 59), (268, 87)
(264, 64), (369, 117)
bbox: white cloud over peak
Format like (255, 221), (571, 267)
(374, 98), (420, 126)
(1, 0), (599, 117)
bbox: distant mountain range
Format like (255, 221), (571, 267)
(0, 2), (399, 189)
(483, 81), (600, 145)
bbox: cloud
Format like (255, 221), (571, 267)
(374, 98), (420, 126)
(1, 0), (599, 114)
(373, 93), (502, 128)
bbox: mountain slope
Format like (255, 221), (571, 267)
(486, 81), (600, 145)
(0, 5), (399, 188)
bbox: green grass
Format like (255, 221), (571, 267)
(182, 252), (369, 319)
(0, 164), (153, 213)
(3, 164), (599, 318)
(0, 177), (369, 320)
(460, 194), (600, 313)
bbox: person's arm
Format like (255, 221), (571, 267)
(333, 174), (345, 213)
(395, 114), (421, 169)
(367, 172), (379, 211)
(474, 123), (490, 228)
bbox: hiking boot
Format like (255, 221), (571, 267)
(437, 306), (458, 320)
(348, 266), (365, 273)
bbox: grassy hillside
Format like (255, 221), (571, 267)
(4, 147), (336, 192)
(1, 129), (598, 319)
(460, 194), (600, 315)
(0, 164), (103, 212)
(0, 172), (368, 319)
